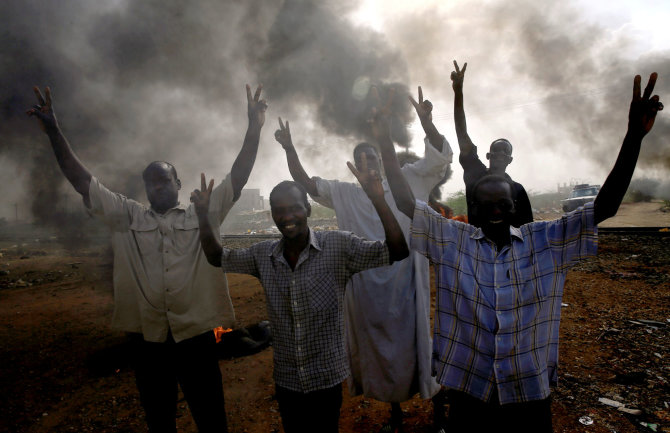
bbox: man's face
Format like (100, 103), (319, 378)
(355, 148), (381, 174)
(486, 140), (513, 170)
(473, 180), (516, 232)
(144, 164), (180, 212)
(271, 186), (311, 240)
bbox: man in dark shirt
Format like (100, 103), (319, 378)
(451, 61), (533, 227)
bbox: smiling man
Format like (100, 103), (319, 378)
(374, 72), (663, 433)
(192, 154), (409, 433)
(275, 86), (452, 432)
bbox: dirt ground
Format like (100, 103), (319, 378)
(0, 202), (668, 433)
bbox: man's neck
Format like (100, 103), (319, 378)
(282, 230), (310, 270)
(482, 225), (511, 251)
(488, 165), (507, 176)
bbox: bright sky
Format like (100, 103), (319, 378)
(343, 0), (670, 196)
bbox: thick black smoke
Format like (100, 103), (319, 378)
(1, 0), (415, 227)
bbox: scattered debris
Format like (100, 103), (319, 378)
(578, 416), (594, 425)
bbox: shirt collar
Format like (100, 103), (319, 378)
(269, 228), (321, 258)
(149, 202), (185, 217)
(470, 225), (524, 242)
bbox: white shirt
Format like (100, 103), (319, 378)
(312, 136), (452, 401)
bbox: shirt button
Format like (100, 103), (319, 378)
(293, 301), (298, 306)
(297, 346), (301, 351)
(296, 323), (301, 328)
(300, 367), (304, 371)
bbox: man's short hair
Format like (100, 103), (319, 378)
(489, 138), (513, 155)
(142, 161), (178, 182)
(269, 180), (309, 208)
(470, 174), (516, 204)
(353, 142), (379, 163)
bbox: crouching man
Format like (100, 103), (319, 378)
(191, 153), (408, 433)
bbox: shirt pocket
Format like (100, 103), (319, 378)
(129, 219), (160, 256)
(308, 273), (338, 312)
(513, 262), (550, 303)
(172, 216), (200, 253)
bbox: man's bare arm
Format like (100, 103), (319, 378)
(230, 84), (267, 201)
(451, 60), (476, 155)
(275, 117), (318, 196)
(192, 174), (223, 267)
(348, 153), (408, 262)
(594, 73), (663, 224)
(27, 87), (92, 203)
(409, 86), (443, 152)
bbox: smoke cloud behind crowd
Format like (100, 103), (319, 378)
(1, 0), (668, 224)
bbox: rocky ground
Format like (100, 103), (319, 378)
(0, 204), (668, 433)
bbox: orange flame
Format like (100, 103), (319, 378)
(213, 326), (233, 343)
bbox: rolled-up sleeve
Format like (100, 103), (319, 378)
(312, 177), (335, 208)
(343, 231), (390, 275)
(221, 245), (260, 278)
(545, 201), (598, 267)
(208, 173), (236, 226)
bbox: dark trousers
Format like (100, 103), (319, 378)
(446, 390), (553, 433)
(275, 383), (342, 433)
(130, 331), (228, 433)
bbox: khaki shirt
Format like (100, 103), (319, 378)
(87, 175), (236, 342)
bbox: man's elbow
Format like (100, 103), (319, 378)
(205, 251), (223, 267)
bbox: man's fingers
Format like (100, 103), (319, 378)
(453, 60), (460, 73)
(33, 86), (46, 105)
(201, 173), (207, 192)
(285, 120), (290, 132)
(360, 151), (368, 172)
(461, 62), (467, 74)
(258, 99), (268, 111)
(633, 75), (641, 100)
(642, 72), (658, 100)
(208, 178), (214, 195)
(278, 117), (284, 130)
(408, 95), (419, 109)
(246, 84), (252, 103)
(45, 87), (52, 107)
(418, 86), (423, 103)
(346, 161), (360, 179)
(254, 84), (263, 102)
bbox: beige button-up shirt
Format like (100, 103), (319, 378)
(87, 175), (236, 342)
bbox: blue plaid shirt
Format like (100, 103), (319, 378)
(410, 201), (597, 404)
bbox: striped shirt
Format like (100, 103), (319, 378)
(220, 229), (390, 393)
(410, 200), (597, 404)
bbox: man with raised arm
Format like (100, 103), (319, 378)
(451, 61), (534, 227)
(26, 84), (268, 433)
(276, 87), (452, 432)
(376, 73), (662, 433)
(190, 153), (409, 433)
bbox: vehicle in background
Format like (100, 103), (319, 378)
(562, 184), (600, 212)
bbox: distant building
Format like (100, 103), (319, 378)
(232, 188), (264, 213)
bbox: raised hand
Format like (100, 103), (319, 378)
(368, 86), (395, 141)
(247, 84), (268, 128)
(274, 117), (293, 150)
(408, 86), (433, 123)
(629, 73), (663, 137)
(450, 60), (467, 91)
(191, 173), (215, 218)
(348, 151), (384, 202)
(26, 86), (59, 133)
